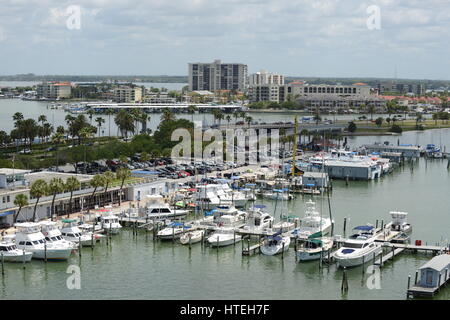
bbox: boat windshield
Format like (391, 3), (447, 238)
(342, 242), (364, 249)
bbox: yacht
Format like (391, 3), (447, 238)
(0, 236), (33, 262)
(39, 221), (76, 250)
(99, 214), (122, 235)
(207, 227), (242, 247)
(291, 200), (332, 239)
(14, 223), (73, 261)
(260, 232), (291, 256)
(60, 219), (96, 247)
(145, 195), (189, 219)
(296, 237), (333, 261)
(240, 206), (274, 232)
(333, 225), (383, 268)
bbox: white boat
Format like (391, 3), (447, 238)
(240, 205), (274, 232)
(157, 222), (190, 240)
(389, 211), (412, 233)
(60, 219), (96, 247)
(296, 237), (333, 261)
(14, 223), (73, 261)
(333, 225), (383, 268)
(100, 214), (122, 234)
(180, 230), (205, 245)
(208, 227), (242, 247)
(0, 238), (33, 262)
(260, 232), (291, 256)
(261, 190), (293, 201)
(291, 200), (332, 239)
(39, 221), (77, 250)
(145, 195), (189, 219)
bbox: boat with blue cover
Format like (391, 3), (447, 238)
(260, 231), (290, 256)
(333, 225), (382, 268)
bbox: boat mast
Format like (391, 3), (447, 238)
(291, 116), (298, 178)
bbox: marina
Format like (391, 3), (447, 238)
(0, 152), (448, 300)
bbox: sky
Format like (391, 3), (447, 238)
(1, 0), (450, 79)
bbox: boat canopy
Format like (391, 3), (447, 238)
(252, 204), (266, 209)
(305, 184), (315, 187)
(62, 219), (76, 223)
(353, 225), (374, 231)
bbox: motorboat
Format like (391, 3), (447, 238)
(0, 236), (33, 262)
(157, 222), (190, 240)
(291, 200), (332, 239)
(60, 219), (96, 247)
(207, 227), (242, 247)
(145, 195), (189, 219)
(261, 189), (293, 201)
(389, 211), (412, 233)
(179, 229), (205, 245)
(272, 216), (298, 233)
(14, 223), (73, 261)
(240, 205), (274, 232)
(333, 225), (383, 268)
(99, 214), (122, 235)
(39, 221), (77, 250)
(296, 238), (333, 261)
(260, 232), (291, 256)
(426, 144), (443, 158)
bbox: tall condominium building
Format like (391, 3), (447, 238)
(113, 86), (143, 103)
(36, 81), (72, 99)
(248, 70), (284, 86)
(188, 59), (248, 92)
(377, 82), (425, 95)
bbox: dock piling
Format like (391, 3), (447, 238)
(44, 241), (47, 263)
(414, 270), (418, 285)
(343, 218), (347, 236)
(78, 235), (82, 258)
(341, 267), (348, 294)
(1, 252), (4, 276)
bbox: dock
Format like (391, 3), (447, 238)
(374, 247), (405, 267)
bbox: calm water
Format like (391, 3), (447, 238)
(1, 157), (449, 300)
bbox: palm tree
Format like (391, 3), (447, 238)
(95, 117), (106, 138)
(245, 116), (253, 127)
(187, 105), (198, 127)
(102, 171), (115, 206)
(65, 177), (80, 218)
(13, 112), (24, 124)
(226, 115), (232, 128)
(114, 110), (135, 138)
(87, 109), (95, 125)
(48, 178), (65, 220)
(30, 179), (48, 221)
(106, 109), (114, 137)
(161, 108), (175, 122)
(79, 127), (95, 171)
(13, 194), (28, 223)
(140, 113), (150, 134)
(89, 174), (105, 208)
(367, 105), (376, 121)
(51, 132), (65, 171)
(116, 167), (131, 205)
(38, 115), (47, 126)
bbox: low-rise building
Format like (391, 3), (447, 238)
(113, 86), (143, 103)
(36, 81), (72, 99)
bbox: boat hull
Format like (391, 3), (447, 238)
(334, 246), (382, 268)
(261, 237), (291, 256)
(1, 252), (33, 262)
(208, 234), (242, 247)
